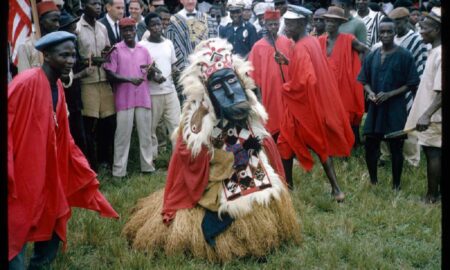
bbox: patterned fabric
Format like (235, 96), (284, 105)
(211, 125), (272, 201)
(355, 9), (384, 48)
(166, 12), (209, 99)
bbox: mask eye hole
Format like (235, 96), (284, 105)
(213, 83), (222, 90)
(227, 77), (237, 84)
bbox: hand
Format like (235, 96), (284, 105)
(129, 77), (144, 86)
(375, 91), (391, 105)
(171, 66), (180, 78)
(83, 66), (96, 77)
(367, 91), (377, 103)
(274, 51), (289, 65)
(416, 114), (431, 132)
(154, 73), (167, 84)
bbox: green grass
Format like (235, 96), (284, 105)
(31, 131), (441, 269)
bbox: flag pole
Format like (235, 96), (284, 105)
(29, 0), (43, 64)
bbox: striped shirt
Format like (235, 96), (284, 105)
(355, 9), (384, 49)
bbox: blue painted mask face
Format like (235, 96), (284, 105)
(207, 68), (250, 122)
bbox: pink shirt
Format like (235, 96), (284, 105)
(103, 41), (152, 111)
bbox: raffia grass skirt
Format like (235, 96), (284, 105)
(122, 188), (301, 262)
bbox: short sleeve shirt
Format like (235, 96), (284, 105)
(358, 46), (420, 135)
(103, 41), (152, 111)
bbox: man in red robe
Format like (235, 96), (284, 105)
(8, 31), (119, 269)
(248, 9), (292, 142)
(318, 6), (369, 147)
(276, 5), (354, 201)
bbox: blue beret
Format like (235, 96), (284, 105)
(284, 4), (313, 19)
(35, 31), (77, 52)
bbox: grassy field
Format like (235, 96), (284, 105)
(32, 133), (440, 269)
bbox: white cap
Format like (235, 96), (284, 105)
(283, 4), (312, 19)
(253, 2), (274, 16)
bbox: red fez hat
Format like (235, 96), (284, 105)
(264, 9), (281, 21)
(37, 1), (59, 17)
(118, 17), (137, 28)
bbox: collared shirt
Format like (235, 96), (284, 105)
(106, 13), (120, 39)
(177, 8), (198, 20)
(76, 15), (111, 84)
(103, 41), (152, 111)
(17, 34), (40, 73)
(219, 21), (258, 57)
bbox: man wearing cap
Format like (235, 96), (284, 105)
(219, 0), (258, 57)
(318, 6), (369, 148)
(310, 8), (326, 37)
(252, 1), (273, 39)
(76, 0), (116, 172)
(405, 8), (441, 203)
(248, 9), (291, 144)
(17, 1), (61, 72)
(8, 31), (118, 270)
(358, 17), (419, 190)
(274, 0), (287, 35)
(103, 17), (155, 178)
(373, 7), (431, 167)
(355, 0), (385, 48)
(277, 5), (353, 200)
(165, 0), (209, 102)
(332, 0), (367, 44)
(99, 0), (126, 45)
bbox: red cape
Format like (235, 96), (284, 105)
(8, 68), (119, 260)
(318, 33), (364, 125)
(248, 36), (292, 135)
(162, 134), (285, 224)
(278, 36), (354, 171)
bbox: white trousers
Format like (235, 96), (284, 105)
(151, 92), (181, 156)
(113, 107), (154, 177)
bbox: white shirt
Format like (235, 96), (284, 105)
(178, 8), (198, 20)
(106, 13), (120, 39)
(139, 38), (177, 95)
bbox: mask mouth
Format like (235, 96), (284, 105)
(221, 101), (251, 122)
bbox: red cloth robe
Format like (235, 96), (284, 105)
(8, 68), (119, 260)
(248, 36), (292, 135)
(318, 33), (365, 126)
(278, 36), (354, 171)
(162, 134), (285, 224)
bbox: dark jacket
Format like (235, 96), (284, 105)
(98, 16), (122, 45)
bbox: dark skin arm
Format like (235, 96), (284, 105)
(375, 85), (414, 105)
(105, 69), (144, 86)
(363, 83), (377, 102)
(417, 92), (442, 131)
(352, 38), (370, 56)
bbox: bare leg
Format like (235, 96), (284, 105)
(281, 157), (294, 190)
(321, 157), (345, 202)
(423, 146), (441, 203)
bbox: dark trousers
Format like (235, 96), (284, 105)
(365, 136), (404, 188)
(68, 110), (87, 155)
(9, 232), (60, 270)
(83, 114), (116, 172)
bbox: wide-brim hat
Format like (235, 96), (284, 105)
(322, 6), (348, 21)
(426, 7), (441, 23)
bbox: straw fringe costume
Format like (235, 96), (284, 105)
(123, 38), (300, 262)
